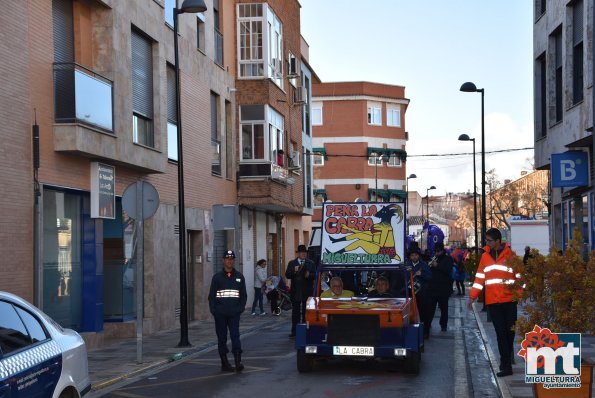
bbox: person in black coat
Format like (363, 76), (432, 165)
(208, 250), (247, 372)
(427, 242), (454, 334)
(285, 244), (316, 337)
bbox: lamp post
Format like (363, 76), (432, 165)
(458, 134), (478, 253)
(374, 153), (388, 202)
(460, 82), (486, 247)
(426, 186), (436, 222)
(173, 0), (207, 348)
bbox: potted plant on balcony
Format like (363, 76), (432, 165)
(513, 232), (595, 398)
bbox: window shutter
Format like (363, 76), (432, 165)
(52, 0), (74, 63)
(131, 30), (153, 118)
(166, 65), (177, 123)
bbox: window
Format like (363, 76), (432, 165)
(225, 100), (232, 179)
(197, 13), (205, 52)
(313, 153), (324, 166)
(535, 52), (546, 138)
(213, 0), (223, 66)
(386, 106), (401, 127)
(313, 190), (327, 207)
(164, 0), (174, 26)
(0, 301), (32, 355)
(553, 27), (563, 123)
(536, 0), (546, 17)
(572, 0), (583, 104)
(312, 102), (322, 126)
(15, 306), (48, 344)
(237, 3), (283, 87)
(303, 76), (311, 134)
(241, 105), (265, 160)
(237, 4), (264, 77)
(368, 152), (383, 166)
(388, 153), (401, 167)
(240, 105), (284, 163)
(267, 7), (283, 87)
(131, 29), (154, 147)
(211, 92), (221, 176)
(367, 103), (381, 125)
(305, 149), (312, 208)
(166, 64), (178, 161)
(268, 107), (284, 165)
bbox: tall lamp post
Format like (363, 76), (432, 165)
(458, 134), (478, 253)
(460, 82), (486, 247)
(173, 0), (207, 348)
(426, 186), (436, 222)
(374, 153), (388, 202)
(404, 173), (417, 249)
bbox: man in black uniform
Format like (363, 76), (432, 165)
(285, 244), (316, 337)
(208, 250), (247, 372)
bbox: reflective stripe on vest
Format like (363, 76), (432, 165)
(216, 289), (240, 298)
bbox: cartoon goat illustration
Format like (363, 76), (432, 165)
(329, 204), (403, 261)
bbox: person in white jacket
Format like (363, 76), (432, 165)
(251, 259), (268, 315)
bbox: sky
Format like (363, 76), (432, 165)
(299, 0), (535, 199)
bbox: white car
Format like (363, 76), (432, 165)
(0, 291), (91, 397)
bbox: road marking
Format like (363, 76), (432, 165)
(187, 352), (294, 363)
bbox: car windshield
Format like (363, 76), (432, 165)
(318, 268), (410, 298)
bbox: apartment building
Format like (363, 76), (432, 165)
(311, 81), (409, 223)
(0, 0), (314, 345)
(227, 0), (316, 279)
(7, 0), (241, 342)
(533, 0), (594, 250)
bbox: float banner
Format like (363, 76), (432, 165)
(321, 202), (405, 265)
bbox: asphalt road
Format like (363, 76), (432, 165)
(95, 297), (498, 398)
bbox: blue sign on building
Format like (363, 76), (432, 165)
(551, 151), (589, 187)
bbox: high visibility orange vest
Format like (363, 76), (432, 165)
(469, 243), (521, 305)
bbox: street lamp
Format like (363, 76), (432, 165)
(374, 153), (388, 202)
(404, 173), (417, 245)
(458, 134), (478, 253)
(426, 186), (436, 222)
(460, 82), (486, 246)
(174, 0), (207, 348)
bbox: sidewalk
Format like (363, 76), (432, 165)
(87, 311), (288, 392)
(472, 302), (595, 398)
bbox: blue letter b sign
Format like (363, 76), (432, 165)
(551, 151), (589, 188)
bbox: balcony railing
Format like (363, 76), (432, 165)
(214, 28), (224, 67)
(239, 162), (293, 184)
(53, 62), (113, 132)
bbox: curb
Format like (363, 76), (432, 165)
(90, 318), (279, 392)
(472, 303), (513, 398)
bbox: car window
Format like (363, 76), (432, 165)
(0, 300), (32, 355)
(15, 306), (48, 344)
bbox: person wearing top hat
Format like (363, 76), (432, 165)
(285, 244), (316, 337)
(208, 250), (247, 372)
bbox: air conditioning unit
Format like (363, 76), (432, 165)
(293, 87), (307, 104)
(288, 151), (301, 169)
(287, 55), (299, 77)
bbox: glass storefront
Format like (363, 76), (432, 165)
(42, 189), (83, 330)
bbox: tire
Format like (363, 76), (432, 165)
(273, 307), (281, 316)
(406, 350), (421, 374)
(297, 349), (314, 373)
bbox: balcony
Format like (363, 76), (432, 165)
(214, 28), (223, 67)
(52, 62), (166, 173)
(53, 62), (113, 132)
(238, 162), (301, 213)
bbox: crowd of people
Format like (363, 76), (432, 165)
(209, 237), (523, 377)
